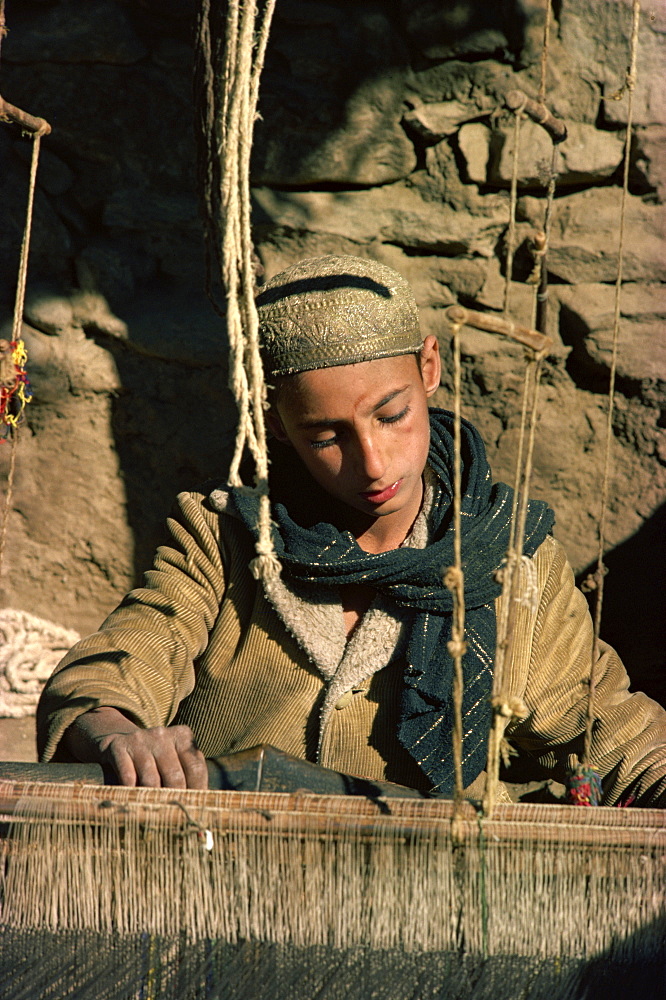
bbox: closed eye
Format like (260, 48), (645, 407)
(309, 404), (411, 449)
(379, 404), (410, 425)
(310, 435), (338, 450)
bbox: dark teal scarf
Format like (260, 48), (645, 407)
(226, 409), (554, 793)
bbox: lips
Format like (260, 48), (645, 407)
(359, 480), (402, 505)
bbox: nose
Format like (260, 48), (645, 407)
(353, 430), (386, 483)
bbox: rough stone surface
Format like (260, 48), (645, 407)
(556, 282), (666, 390)
(458, 123), (492, 185)
(519, 189), (666, 284)
(2, 0), (147, 65)
(402, 100), (483, 143)
(492, 121), (625, 187)
(559, 0), (666, 127)
(252, 4), (415, 186)
(632, 125), (666, 202)
(398, 0), (520, 61)
(253, 184), (506, 257)
(0, 0), (663, 714)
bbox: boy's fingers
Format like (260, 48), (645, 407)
(95, 724), (205, 789)
(179, 745), (209, 790)
(107, 745), (137, 787)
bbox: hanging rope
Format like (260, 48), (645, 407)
(537, 0), (552, 106)
(444, 305), (551, 817)
(443, 318), (467, 822)
(0, 28), (50, 581)
(482, 348), (543, 818)
(0, 429), (17, 582)
(479, 0), (574, 814)
(196, 0), (279, 582)
(579, 0), (641, 772)
(502, 108), (523, 317)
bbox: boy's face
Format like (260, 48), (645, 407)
(267, 335), (441, 540)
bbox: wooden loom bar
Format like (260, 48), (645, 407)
(1, 783), (663, 850)
(446, 305), (553, 354)
(0, 95), (51, 136)
(505, 88), (567, 143)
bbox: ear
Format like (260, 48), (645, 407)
(265, 407), (291, 443)
(419, 335), (441, 398)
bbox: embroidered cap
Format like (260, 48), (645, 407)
(256, 255), (423, 376)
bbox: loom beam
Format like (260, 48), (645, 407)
(0, 744), (428, 798)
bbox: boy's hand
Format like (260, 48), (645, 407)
(64, 706), (208, 789)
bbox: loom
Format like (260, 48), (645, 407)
(1, 2), (664, 998)
(1, 763), (664, 1000)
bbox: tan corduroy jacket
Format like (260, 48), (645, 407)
(38, 490), (666, 806)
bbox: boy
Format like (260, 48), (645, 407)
(37, 256), (666, 805)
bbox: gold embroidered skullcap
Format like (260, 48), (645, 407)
(256, 255), (422, 376)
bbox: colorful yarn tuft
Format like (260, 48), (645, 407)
(565, 761), (603, 806)
(0, 338), (32, 440)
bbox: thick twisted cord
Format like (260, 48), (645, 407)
(205, 0), (278, 579)
(11, 134), (43, 343)
(583, 0), (641, 765)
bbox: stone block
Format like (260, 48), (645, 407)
(398, 0), (515, 60)
(519, 188), (666, 283)
(373, 245), (481, 311)
(402, 100), (481, 143)
(70, 292), (129, 342)
(252, 183), (506, 258)
(254, 74), (415, 186)
(491, 121), (624, 187)
(102, 190), (204, 283)
(407, 59), (511, 108)
(633, 126), (666, 202)
(24, 287), (75, 337)
(21, 322), (123, 397)
(103, 190), (200, 231)
(3, 0), (146, 65)
(458, 123), (492, 184)
(559, 0), (666, 127)
(0, 172), (73, 294)
(554, 123), (625, 183)
(556, 282), (666, 387)
(251, 4), (414, 186)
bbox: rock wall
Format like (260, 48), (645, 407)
(0, 0), (664, 701)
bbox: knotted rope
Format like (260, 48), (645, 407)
(444, 317), (467, 822)
(482, 2), (564, 815)
(197, 0), (279, 581)
(580, 0), (641, 770)
(0, 66), (49, 580)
